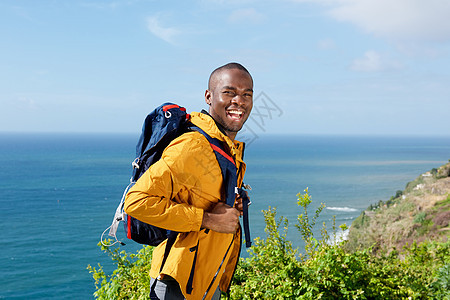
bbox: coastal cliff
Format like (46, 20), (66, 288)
(346, 162), (450, 253)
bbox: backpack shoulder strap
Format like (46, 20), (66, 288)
(188, 126), (237, 207)
(189, 126), (252, 247)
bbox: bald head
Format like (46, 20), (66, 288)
(208, 62), (253, 90)
(205, 63), (253, 140)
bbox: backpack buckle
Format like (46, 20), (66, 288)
(132, 158), (140, 169)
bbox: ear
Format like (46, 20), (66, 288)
(205, 90), (212, 105)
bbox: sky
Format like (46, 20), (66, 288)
(1, 0), (450, 136)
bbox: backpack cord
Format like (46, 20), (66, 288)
(100, 224), (125, 247)
(100, 180), (134, 247)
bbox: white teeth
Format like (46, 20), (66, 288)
(228, 110), (243, 115)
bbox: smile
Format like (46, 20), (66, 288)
(227, 110), (244, 120)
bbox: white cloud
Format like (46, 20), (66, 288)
(350, 50), (403, 72)
(332, 0), (450, 42)
(147, 16), (180, 45)
(291, 0), (450, 42)
(228, 8), (265, 24)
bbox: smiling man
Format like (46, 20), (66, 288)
(124, 63), (253, 300)
(205, 63), (253, 139)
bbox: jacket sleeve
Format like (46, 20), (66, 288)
(124, 132), (222, 233)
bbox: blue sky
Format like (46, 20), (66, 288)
(1, 0), (450, 136)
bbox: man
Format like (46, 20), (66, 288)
(124, 62), (253, 300)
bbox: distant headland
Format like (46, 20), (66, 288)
(346, 161), (450, 252)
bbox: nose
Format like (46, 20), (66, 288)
(231, 94), (245, 106)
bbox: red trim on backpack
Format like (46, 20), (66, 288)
(210, 143), (235, 166)
(127, 215), (132, 239)
(163, 104), (186, 112)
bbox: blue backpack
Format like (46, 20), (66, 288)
(101, 103), (252, 248)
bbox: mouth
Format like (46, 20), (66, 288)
(226, 109), (245, 121)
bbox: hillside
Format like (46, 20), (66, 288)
(346, 162), (450, 253)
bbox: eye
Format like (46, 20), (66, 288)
(223, 90), (236, 97)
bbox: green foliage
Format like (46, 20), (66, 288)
(430, 264), (450, 298)
(229, 189), (449, 299)
(231, 207), (301, 299)
(295, 188), (326, 259)
(395, 190), (403, 198)
(435, 194), (450, 208)
(413, 212), (433, 235)
(351, 212), (368, 231)
(90, 189), (449, 299)
(87, 241), (153, 299)
(414, 212), (427, 224)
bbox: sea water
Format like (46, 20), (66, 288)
(1, 133), (449, 299)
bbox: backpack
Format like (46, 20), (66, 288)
(101, 103), (252, 248)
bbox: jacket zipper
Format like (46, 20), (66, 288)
(202, 233), (236, 300)
(224, 225), (242, 295)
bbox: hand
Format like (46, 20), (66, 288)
(234, 198), (243, 216)
(201, 202), (240, 234)
(234, 191), (247, 216)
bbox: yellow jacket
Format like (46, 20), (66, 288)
(124, 111), (246, 300)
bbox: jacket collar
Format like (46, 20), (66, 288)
(189, 111), (245, 161)
(200, 109), (227, 136)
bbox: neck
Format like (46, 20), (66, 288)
(201, 109), (235, 140)
(226, 131), (237, 141)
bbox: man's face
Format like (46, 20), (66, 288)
(205, 68), (253, 140)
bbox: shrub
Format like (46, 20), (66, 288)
(87, 243), (153, 299)
(430, 264), (450, 298)
(229, 189), (448, 299)
(90, 189), (448, 299)
(414, 212), (427, 224)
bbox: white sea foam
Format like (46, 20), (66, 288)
(327, 228), (350, 245)
(326, 206), (358, 212)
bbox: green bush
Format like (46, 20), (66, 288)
(88, 243), (153, 299)
(90, 189), (449, 299)
(229, 189), (449, 299)
(415, 212), (427, 224)
(430, 264), (450, 298)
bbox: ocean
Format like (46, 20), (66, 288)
(1, 133), (449, 299)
